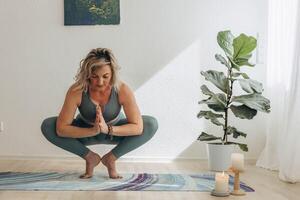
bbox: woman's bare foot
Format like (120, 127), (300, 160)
(101, 152), (123, 179)
(80, 151), (101, 179)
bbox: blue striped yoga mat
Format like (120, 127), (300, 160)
(0, 172), (254, 191)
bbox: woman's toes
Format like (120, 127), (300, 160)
(79, 173), (93, 179)
(80, 153), (102, 179)
(110, 174), (123, 179)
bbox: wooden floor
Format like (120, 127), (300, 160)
(0, 159), (299, 200)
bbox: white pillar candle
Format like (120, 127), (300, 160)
(231, 153), (244, 171)
(215, 171), (229, 193)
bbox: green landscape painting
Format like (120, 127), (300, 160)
(64, 0), (120, 25)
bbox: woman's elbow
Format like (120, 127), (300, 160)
(136, 124), (143, 135)
(56, 125), (66, 137)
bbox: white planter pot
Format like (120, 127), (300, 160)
(206, 143), (235, 171)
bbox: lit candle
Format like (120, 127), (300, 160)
(231, 153), (244, 171)
(215, 171), (229, 193)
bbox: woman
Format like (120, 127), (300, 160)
(41, 48), (158, 179)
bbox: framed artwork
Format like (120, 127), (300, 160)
(64, 0), (120, 25)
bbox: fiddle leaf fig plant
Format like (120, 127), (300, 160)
(197, 30), (271, 152)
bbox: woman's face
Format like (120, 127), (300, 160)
(89, 65), (112, 92)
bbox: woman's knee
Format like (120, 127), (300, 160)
(142, 115), (158, 138)
(41, 117), (58, 141)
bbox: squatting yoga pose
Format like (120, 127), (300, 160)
(41, 48), (158, 179)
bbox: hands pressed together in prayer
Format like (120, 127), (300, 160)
(93, 105), (109, 134)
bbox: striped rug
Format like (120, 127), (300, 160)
(0, 172), (254, 191)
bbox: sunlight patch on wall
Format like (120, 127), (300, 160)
(127, 40), (205, 159)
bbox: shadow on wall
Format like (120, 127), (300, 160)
(109, 39), (209, 159)
(176, 141), (206, 160)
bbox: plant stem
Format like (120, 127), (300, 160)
(224, 112), (228, 143)
(223, 62), (234, 143)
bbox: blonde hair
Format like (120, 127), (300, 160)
(74, 48), (121, 91)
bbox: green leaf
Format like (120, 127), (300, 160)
(232, 93), (271, 113)
(210, 118), (224, 126)
(230, 104), (257, 119)
(233, 33), (257, 62)
(232, 72), (250, 79)
(217, 31), (234, 58)
(197, 111), (224, 126)
(228, 142), (248, 152)
(200, 85), (214, 96)
(200, 93), (227, 112)
(237, 79), (263, 94)
(198, 99), (207, 104)
(238, 143), (248, 152)
(198, 132), (222, 141)
(197, 110), (223, 118)
(228, 57), (241, 71)
(215, 54), (230, 68)
(207, 93), (227, 112)
(201, 70), (228, 93)
(234, 57), (255, 67)
(199, 86), (226, 113)
(227, 126), (247, 138)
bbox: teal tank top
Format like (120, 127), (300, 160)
(77, 86), (122, 125)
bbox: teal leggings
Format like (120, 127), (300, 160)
(41, 115), (158, 159)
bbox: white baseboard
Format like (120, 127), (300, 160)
(0, 155), (257, 164)
(0, 155), (204, 163)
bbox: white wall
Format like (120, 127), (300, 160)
(0, 0), (268, 160)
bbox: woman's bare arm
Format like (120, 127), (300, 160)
(111, 83), (143, 136)
(56, 86), (98, 138)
